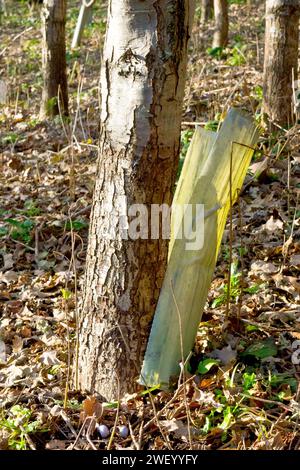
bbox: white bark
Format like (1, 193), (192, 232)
(76, 0), (195, 400)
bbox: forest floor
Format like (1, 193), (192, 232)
(0, 0), (299, 451)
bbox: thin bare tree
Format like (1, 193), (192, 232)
(41, 0), (68, 118)
(212, 0), (228, 48)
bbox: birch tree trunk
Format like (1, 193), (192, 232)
(76, 0), (195, 401)
(41, 0), (68, 118)
(212, 0), (228, 48)
(201, 0), (213, 24)
(262, 0), (300, 128)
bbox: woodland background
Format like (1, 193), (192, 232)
(0, 0), (299, 451)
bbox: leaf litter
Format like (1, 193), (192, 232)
(0, 0), (299, 450)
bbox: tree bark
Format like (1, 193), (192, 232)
(41, 0), (68, 118)
(75, 0), (195, 401)
(212, 0), (228, 48)
(201, 0), (213, 24)
(0, 0), (7, 18)
(71, 1), (94, 49)
(262, 0), (300, 128)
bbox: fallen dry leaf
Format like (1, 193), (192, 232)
(80, 396), (103, 422)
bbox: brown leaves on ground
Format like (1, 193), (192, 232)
(0, 0), (299, 451)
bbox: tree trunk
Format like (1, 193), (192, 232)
(71, 1), (94, 49)
(262, 0), (300, 128)
(212, 0), (228, 48)
(0, 0), (7, 18)
(201, 0), (213, 24)
(75, 0), (195, 401)
(41, 0), (68, 118)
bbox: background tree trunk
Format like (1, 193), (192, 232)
(0, 0), (7, 18)
(41, 0), (68, 118)
(201, 0), (213, 24)
(262, 0), (300, 128)
(212, 0), (228, 48)
(75, 0), (195, 401)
